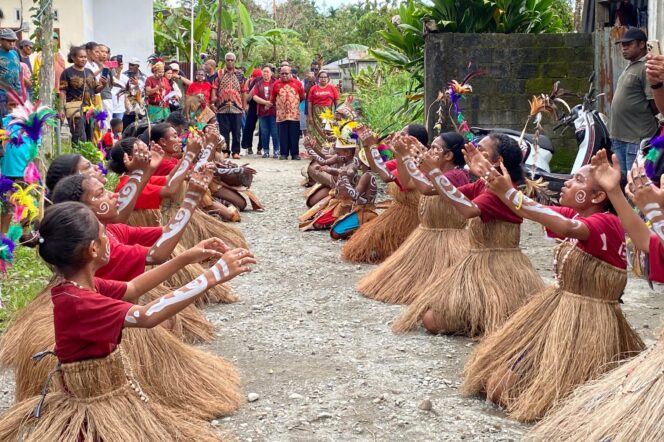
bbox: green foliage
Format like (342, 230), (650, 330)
(0, 246), (52, 330)
(105, 171), (120, 192)
(354, 66), (420, 131)
(73, 141), (104, 164)
(368, 0), (570, 123)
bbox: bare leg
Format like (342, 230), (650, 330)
(215, 187), (247, 211)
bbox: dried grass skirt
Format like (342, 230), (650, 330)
(463, 242), (644, 422)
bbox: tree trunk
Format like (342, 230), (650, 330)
(38, 0), (55, 166)
(574, 0), (584, 33)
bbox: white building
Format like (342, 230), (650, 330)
(0, 0), (154, 71)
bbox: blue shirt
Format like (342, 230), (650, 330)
(0, 49), (21, 101)
(1, 140), (30, 178)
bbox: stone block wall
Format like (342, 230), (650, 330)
(424, 32), (594, 171)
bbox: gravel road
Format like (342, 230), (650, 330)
(2, 156), (663, 442)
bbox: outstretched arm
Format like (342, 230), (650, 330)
(123, 248), (255, 328)
(114, 141), (161, 223)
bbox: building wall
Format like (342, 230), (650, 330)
(424, 32), (594, 171)
(0, 0), (153, 71)
(649, 0), (662, 46)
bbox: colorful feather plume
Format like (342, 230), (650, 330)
(644, 131), (664, 178)
(8, 101), (57, 143)
(22, 161), (41, 184)
(0, 223), (23, 276)
(377, 143), (394, 162)
(9, 183), (41, 223)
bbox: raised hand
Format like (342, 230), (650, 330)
(629, 163), (664, 212)
(217, 248), (256, 280)
(418, 148), (440, 174)
(485, 162), (513, 195)
(187, 133), (204, 157)
(590, 149), (622, 193)
(149, 141), (165, 170)
(181, 238), (226, 264)
(463, 142), (493, 178)
(124, 141), (151, 171)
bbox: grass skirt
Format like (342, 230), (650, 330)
(393, 218), (543, 336)
(463, 242), (644, 422)
(526, 328), (663, 441)
(357, 195), (468, 304)
(127, 209), (161, 227)
(341, 184), (420, 264)
(1, 299), (243, 419)
(0, 347), (223, 441)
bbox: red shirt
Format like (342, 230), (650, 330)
(270, 80), (305, 122)
(95, 223), (164, 281)
(102, 130), (120, 149)
(116, 175), (167, 210)
(459, 179), (523, 224)
(307, 84), (339, 108)
(186, 81), (212, 104)
(251, 78), (276, 117)
(145, 76), (171, 106)
(648, 235), (664, 283)
(153, 157), (179, 176)
(546, 207), (627, 269)
(52, 278), (131, 363)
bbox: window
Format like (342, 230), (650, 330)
(14, 9), (21, 22)
(53, 10), (59, 22)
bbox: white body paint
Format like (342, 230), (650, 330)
(403, 157), (431, 187)
(430, 168), (474, 207)
(370, 147), (392, 178)
(574, 190), (586, 204)
(94, 201), (111, 216)
(117, 170), (144, 212)
(504, 188), (583, 230)
(194, 144), (214, 171)
(168, 156), (191, 187)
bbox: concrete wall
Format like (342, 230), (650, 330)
(424, 32), (594, 171)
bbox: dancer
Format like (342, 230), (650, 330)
(463, 149), (644, 422)
(0, 202), (253, 441)
(527, 151), (663, 440)
(393, 133), (543, 336)
(342, 124), (430, 263)
(357, 131), (469, 303)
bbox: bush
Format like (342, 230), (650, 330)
(0, 246), (52, 329)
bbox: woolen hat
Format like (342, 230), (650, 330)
(18, 39), (33, 48)
(0, 29), (18, 41)
(615, 28), (647, 44)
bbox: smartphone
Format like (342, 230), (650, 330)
(647, 40), (661, 56)
(101, 67), (110, 78)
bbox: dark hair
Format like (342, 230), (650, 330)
(84, 41), (98, 51)
(488, 132), (525, 184)
(439, 132), (466, 168)
(262, 64), (273, 72)
(150, 122), (173, 143)
(46, 153), (82, 192)
(51, 174), (87, 204)
(110, 118), (123, 129)
(406, 124), (429, 147)
(37, 202), (100, 272)
(165, 112), (187, 129)
(108, 137), (138, 174)
(67, 45), (86, 64)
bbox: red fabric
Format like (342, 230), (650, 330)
(458, 179), (523, 224)
(445, 168), (470, 188)
(153, 157), (179, 176)
(145, 76), (171, 106)
(95, 223), (164, 281)
(384, 160), (404, 191)
(307, 84), (339, 108)
(116, 175), (167, 210)
(270, 80), (305, 122)
(252, 79), (276, 117)
(102, 130), (114, 148)
(314, 208), (337, 228)
(186, 81), (212, 104)
(649, 234), (664, 283)
(545, 207), (627, 269)
(52, 279), (131, 363)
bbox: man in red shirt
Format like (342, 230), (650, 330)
(270, 66), (305, 160)
(211, 52), (247, 159)
(251, 65), (280, 158)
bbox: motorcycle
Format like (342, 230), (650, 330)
(471, 73), (610, 200)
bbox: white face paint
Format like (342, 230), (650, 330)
(430, 167), (474, 207)
(117, 170), (144, 212)
(574, 190), (587, 204)
(94, 200), (111, 216)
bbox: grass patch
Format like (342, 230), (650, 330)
(0, 246), (52, 330)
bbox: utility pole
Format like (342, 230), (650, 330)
(216, 0), (222, 61)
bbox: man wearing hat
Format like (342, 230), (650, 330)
(168, 62), (190, 110)
(611, 28), (660, 173)
(18, 40), (33, 73)
(0, 28), (20, 121)
(119, 57), (147, 129)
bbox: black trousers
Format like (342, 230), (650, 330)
(278, 120), (300, 158)
(217, 113), (242, 154)
(241, 101), (262, 150)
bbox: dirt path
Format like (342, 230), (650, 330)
(2, 156), (663, 441)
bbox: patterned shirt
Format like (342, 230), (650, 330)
(270, 79), (305, 123)
(0, 48), (21, 101)
(212, 68), (247, 114)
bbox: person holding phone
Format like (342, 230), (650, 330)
(645, 44), (664, 113)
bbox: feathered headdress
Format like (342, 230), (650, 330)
(0, 224), (22, 276)
(438, 67), (486, 141)
(9, 183), (41, 223)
